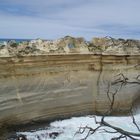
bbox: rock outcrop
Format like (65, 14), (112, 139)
(0, 36), (140, 57)
(91, 37), (140, 54)
(0, 36), (140, 130)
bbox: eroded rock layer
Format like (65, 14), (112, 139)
(0, 36), (140, 57)
(0, 36), (140, 128)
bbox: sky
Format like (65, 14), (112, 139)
(0, 0), (140, 40)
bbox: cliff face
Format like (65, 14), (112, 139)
(0, 37), (140, 128)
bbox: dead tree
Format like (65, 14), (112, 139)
(75, 73), (140, 140)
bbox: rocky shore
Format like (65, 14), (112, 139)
(0, 36), (140, 57)
(0, 36), (140, 139)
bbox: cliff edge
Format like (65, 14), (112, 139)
(0, 36), (140, 57)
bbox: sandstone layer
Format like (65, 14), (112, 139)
(0, 36), (140, 128)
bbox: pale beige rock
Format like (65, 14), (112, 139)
(0, 36), (140, 57)
(0, 54), (139, 128)
(91, 37), (140, 55)
(0, 47), (9, 57)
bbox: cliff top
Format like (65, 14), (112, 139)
(0, 36), (140, 57)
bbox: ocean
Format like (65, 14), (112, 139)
(0, 39), (32, 43)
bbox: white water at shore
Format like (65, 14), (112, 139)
(17, 114), (140, 140)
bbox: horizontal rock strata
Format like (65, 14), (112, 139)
(0, 54), (140, 127)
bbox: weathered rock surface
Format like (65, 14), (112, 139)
(91, 37), (140, 54)
(0, 36), (140, 56)
(0, 36), (140, 130)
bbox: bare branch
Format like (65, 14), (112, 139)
(111, 135), (127, 140)
(75, 73), (140, 140)
(76, 125), (101, 140)
(112, 73), (140, 86)
(107, 83), (112, 103)
(99, 129), (117, 134)
(101, 118), (140, 139)
(130, 110), (140, 132)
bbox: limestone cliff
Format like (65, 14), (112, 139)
(0, 36), (140, 129)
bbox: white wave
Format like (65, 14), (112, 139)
(17, 114), (140, 140)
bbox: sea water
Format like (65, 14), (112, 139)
(0, 39), (31, 42)
(9, 114), (140, 140)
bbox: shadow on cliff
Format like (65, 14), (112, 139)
(132, 91), (140, 115)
